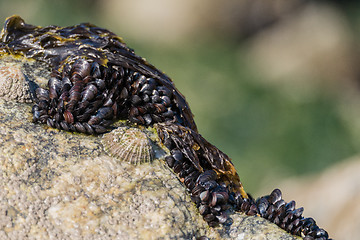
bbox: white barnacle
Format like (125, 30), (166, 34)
(102, 127), (154, 165)
(0, 65), (32, 102)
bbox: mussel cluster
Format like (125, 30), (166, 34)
(157, 123), (331, 240)
(32, 58), (180, 135)
(157, 122), (246, 227)
(237, 189), (330, 240)
(0, 16), (332, 240)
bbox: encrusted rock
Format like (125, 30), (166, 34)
(0, 52), (300, 240)
(0, 64), (32, 102)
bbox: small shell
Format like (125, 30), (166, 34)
(269, 188), (282, 204)
(0, 65), (32, 102)
(102, 127), (153, 165)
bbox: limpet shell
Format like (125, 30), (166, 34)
(0, 65), (32, 102)
(102, 127), (154, 165)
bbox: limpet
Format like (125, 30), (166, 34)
(102, 127), (153, 165)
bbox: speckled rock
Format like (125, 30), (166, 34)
(0, 56), (300, 240)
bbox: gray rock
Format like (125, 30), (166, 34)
(0, 55), (300, 239)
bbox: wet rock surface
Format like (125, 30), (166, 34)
(0, 56), (300, 240)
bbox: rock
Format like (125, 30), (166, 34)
(0, 54), (300, 240)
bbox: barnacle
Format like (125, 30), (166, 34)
(0, 64), (32, 102)
(0, 15), (332, 240)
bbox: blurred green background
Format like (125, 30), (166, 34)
(1, 0), (360, 197)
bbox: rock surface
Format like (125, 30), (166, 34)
(0, 56), (300, 239)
